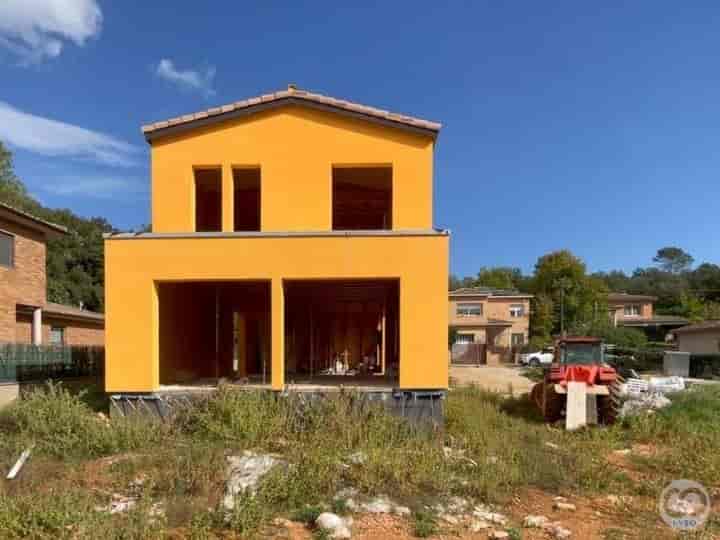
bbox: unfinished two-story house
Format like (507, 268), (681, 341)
(105, 86), (448, 396)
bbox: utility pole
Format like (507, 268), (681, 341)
(560, 286), (565, 337)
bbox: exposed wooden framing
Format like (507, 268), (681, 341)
(214, 285), (220, 378)
(310, 303), (314, 378)
(381, 301), (386, 375)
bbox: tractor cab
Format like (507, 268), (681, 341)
(555, 336), (604, 366)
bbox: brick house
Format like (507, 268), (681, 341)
(0, 203), (104, 346)
(449, 287), (532, 364)
(607, 293), (687, 337)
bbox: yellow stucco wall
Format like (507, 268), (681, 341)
(150, 106), (434, 233)
(105, 235), (448, 392)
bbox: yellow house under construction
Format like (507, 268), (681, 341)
(104, 86), (448, 393)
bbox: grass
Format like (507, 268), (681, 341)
(0, 381), (719, 538)
(412, 508), (438, 538)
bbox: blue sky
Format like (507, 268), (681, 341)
(1, 1), (718, 277)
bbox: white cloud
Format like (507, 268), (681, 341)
(43, 176), (147, 199)
(156, 58), (216, 97)
(0, 101), (139, 166)
(0, 0), (102, 63)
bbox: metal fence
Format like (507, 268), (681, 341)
(0, 344), (104, 383)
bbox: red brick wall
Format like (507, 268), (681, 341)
(15, 313), (104, 346)
(0, 217), (46, 343)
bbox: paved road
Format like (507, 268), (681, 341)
(449, 365), (535, 395)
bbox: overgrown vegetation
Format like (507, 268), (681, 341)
(1, 382), (719, 538)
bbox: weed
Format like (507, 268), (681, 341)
(292, 504), (325, 525)
(0, 381), (162, 459)
(508, 527), (522, 540)
(331, 498), (350, 515)
(313, 528), (333, 540)
(412, 508), (437, 538)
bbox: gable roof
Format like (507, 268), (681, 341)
(0, 202), (67, 238)
(142, 85), (442, 142)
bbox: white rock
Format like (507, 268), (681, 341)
(523, 515), (549, 528)
(447, 496), (469, 513)
(545, 442), (560, 450)
(394, 505), (411, 516)
(316, 512), (351, 539)
(95, 494), (137, 514)
(222, 452), (284, 511)
(473, 505), (507, 526)
(489, 531), (509, 539)
(360, 496), (393, 514)
(441, 514), (459, 525)
(553, 501), (576, 511)
(544, 522), (572, 539)
(347, 452), (367, 465)
(470, 520), (490, 532)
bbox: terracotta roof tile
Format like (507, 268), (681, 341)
(141, 86), (442, 138)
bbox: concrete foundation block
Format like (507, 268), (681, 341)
(0, 383), (19, 409)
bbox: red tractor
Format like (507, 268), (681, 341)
(530, 336), (620, 425)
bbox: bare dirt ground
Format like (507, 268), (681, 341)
(449, 365), (535, 395)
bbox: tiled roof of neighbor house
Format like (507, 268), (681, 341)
(619, 315), (688, 327)
(44, 302), (105, 323)
(141, 85), (442, 140)
(449, 286), (532, 298)
(0, 202), (67, 237)
(673, 320), (720, 334)
(607, 292), (658, 303)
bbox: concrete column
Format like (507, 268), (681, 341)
(271, 279), (285, 390)
(32, 307), (42, 345)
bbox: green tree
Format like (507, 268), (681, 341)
(653, 247), (694, 274)
(532, 250), (608, 336)
(475, 266), (523, 290)
(529, 293), (554, 344)
(449, 274), (474, 291)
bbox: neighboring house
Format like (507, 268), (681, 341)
(672, 321), (720, 355)
(0, 203), (104, 346)
(607, 293), (687, 337)
(104, 86), (449, 394)
(449, 287), (532, 364)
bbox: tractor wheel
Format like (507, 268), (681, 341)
(598, 381), (622, 425)
(542, 385), (564, 423)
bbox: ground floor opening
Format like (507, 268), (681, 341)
(284, 279), (399, 388)
(157, 281), (271, 385)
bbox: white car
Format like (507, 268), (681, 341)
(520, 347), (554, 366)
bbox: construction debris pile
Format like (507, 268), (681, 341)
(617, 375), (685, 418)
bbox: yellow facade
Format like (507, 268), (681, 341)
(105, 98), (448, 392)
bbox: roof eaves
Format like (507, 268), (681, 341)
(142, 88), (441, 142)
(0, 203), (67, 237)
